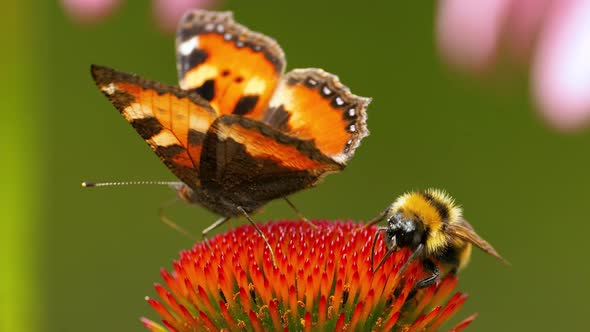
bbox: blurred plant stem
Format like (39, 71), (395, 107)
(1, 2), (40, 332)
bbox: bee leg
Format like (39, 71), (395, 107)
(370, 227), (389, 273)
(415, 259), (440, 289)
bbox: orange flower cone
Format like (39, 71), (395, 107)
(142, 220), (476, 331)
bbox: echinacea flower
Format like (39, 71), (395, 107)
(142, 220), (476, 331)
(61, 0), (219, 32)
(437, 0), (590, 131)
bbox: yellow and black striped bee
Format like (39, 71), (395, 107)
(368, 189), (508, 289)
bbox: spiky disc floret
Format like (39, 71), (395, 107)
(142, 220), (475, 331)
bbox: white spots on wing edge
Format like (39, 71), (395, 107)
(101, 83), (116, 95)
(331, 153), (348, 164)
(179, 36), (200, 56)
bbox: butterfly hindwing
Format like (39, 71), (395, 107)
(261, 68), (370, 165)
(91, 65), (217, 187)
(176, 10), (285, 119)
(199, 115), (342, 202)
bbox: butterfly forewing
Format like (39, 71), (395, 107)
(176, 10), (285, 119)
(91, 65), (216, 187)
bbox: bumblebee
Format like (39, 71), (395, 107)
(368, 189), (507, 289)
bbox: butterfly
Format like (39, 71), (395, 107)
(90, 10), (370, 254)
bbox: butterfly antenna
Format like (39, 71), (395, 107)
(82, 181), (183, 188)
(82, 181), (196, 239)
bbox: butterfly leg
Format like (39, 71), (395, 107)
(159, 198), (196, 241)
(202, 216), (231, 250)
(283, 197), (317, 229)
(238, 207), (277, 267)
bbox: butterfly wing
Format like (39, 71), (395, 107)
(199, 115), (342, 202)
(260, 68), (370, 165)
(91, 65), (217, 187)
(448, 218), (509, 265)
(176, 10), (285, 118)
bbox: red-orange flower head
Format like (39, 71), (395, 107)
(142, 220), (476, 331)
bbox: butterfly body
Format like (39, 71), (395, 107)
(175, 184), (260, 217)
(91, 10), (369, 221)
(176, 115), (341, 217)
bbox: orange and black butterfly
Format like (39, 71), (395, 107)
(89, 10), (370, 248)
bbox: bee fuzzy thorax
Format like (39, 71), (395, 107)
(370, 188), (507, 289)
(390, 189), (463, 253)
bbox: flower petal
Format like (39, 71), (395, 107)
(436, 0), (512, 72)
(505, 0), (552, 59)
(143, 221), (470, 331)
(61, 0), (121, 23)
(153, 0), (218, 33)
(533, 0), (590, 130)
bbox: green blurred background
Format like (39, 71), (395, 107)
(3, 1), (590, 331)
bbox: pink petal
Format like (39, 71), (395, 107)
(61, 0), (121, 23)
(533, 0), (590, 130)
(153, 0), (219, 33)
(436, 0), (512, 72)
(505, 0), (552, 59)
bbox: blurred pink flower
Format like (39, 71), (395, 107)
(61, 0), (218, 32)
(62, 0), (120, 23)
(437, 0), (590, 131)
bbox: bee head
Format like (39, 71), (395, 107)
(385, 211), (425, 251)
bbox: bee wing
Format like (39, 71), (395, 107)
(448, 218), (510, 265)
